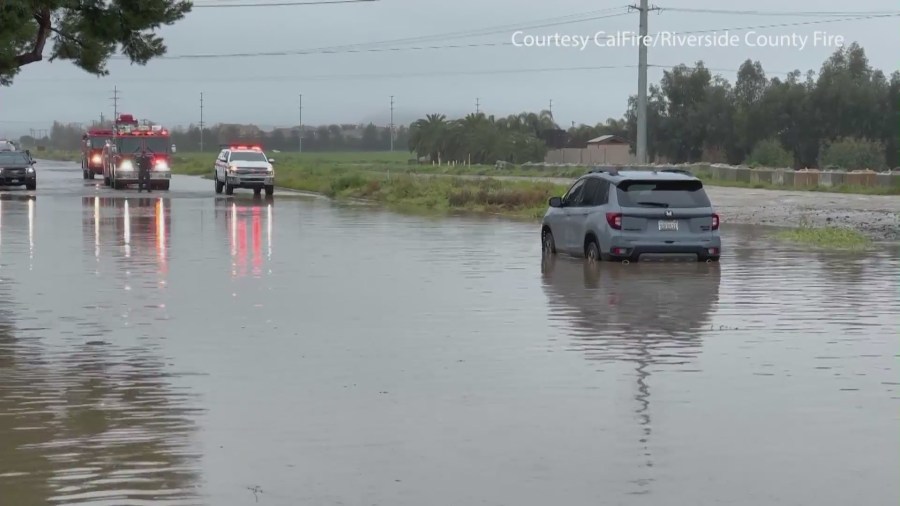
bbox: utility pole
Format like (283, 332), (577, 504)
(475, 98), (480, 114)
(630, 1), (659, 164)
(549, 99), (553, 117)
(199, 92), (205, 152)
(111, 86), (120, 138)
(297, 93), (303, 153)
(389, 95), (394, 152)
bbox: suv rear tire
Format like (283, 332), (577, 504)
(585, 238), (600, 262)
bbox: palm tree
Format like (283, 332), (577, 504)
(408, 113), (447, 161)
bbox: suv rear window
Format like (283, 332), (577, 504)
(615, 180), (711, 208)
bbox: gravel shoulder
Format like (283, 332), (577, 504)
(419, 173), (900, 242)
(702, 186), (899, 242)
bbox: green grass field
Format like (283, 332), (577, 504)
(775, 226), (872, 250)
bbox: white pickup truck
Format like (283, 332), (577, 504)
(214, 145), (275, 196)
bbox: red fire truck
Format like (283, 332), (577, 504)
(81, 128), (114, 179)
(101, 114), (173, 190)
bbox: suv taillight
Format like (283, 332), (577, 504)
(711, 213), (720, 230)
(606, 212), (622, 230)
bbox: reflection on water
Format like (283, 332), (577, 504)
(541, 257), (721, 493)
(216, 198), (273, 278)
(541, 256), (720, 361)
(0, 197), (36, 270)
(81, 197), (170, 274)
(0, 327), (204, 504)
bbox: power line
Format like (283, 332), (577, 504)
(103, 12), (898, 61)
(192, 0), (378, 7)
(660, 8), (900, 17)
(288, 7), (629, 52)
(655, 12), (900, 36)
(10, 62), (814, 86)
(109, 9), (631, 60)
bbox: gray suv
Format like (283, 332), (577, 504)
(541, 168), (721, 262)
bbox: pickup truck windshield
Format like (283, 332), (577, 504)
(229, 151), (267, 162)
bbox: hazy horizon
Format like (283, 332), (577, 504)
(2, 0), (898, 138)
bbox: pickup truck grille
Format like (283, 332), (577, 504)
(236, 167), (268, 174)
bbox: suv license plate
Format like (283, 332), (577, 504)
(658, 220), (678, 231)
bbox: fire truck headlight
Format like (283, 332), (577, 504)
(119, 160), (134, 171)
(91, 155), (101, 164)
(154, 160), (169, 171)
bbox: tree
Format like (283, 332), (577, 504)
(0, 1), (192, 86)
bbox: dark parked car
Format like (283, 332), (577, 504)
(0, 150), (36, 190)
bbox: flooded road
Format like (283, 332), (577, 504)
(0, 161), (898, 505)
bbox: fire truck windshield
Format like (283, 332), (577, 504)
(88, 137), (110, 148)
(116, 136), (170, 153)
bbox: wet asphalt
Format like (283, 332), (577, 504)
(0, 160), (897, 505)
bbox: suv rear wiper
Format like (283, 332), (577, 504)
(636, 201), (669, 207)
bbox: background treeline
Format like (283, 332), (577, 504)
(24, 43), (898, 169)
(24, 122), (411, 153)
(405, 43), (898, 169)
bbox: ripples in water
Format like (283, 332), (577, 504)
(0, 334), (204, 504)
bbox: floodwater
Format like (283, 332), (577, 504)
(0, 161), (897, 505)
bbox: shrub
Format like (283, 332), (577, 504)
(819, 137), (887, 171)
(746, 138), (793, 168)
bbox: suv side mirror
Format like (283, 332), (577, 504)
(170, 144), (177, 153)
(268, 158), (275, 163)
(548, 196), (563, 207)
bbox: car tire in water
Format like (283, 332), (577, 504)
(224, 180), (234, 195)
(158, 181), (170, 191)
(215, 175), (223, 194)
(542, 229), (556, 255)
(25, 181), (35, 191)
(264, 185), (274, 197)
(103, 176), (110, 186)
(585, 238), (601, 263)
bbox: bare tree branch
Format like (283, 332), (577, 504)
(13, 9), (52, 67)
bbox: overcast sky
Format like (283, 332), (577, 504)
(1, 0), (897, 136)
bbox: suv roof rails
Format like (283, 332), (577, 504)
(588, 166), (619, 176)
(658, 168), (693, 176)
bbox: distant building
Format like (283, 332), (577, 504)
(585, 135), (632, 164)
(544, 134), (637, 165)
